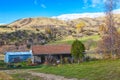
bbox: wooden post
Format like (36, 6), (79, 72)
(45, 56), (47, 62)
(32, 56), (34, 64)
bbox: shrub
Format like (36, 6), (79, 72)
(0, 60), (6, 68)
(27, 58), (32, 65)
(71, 39), (85, 64)
(20, 61), (27, 67)
(6, 63), (14, 68)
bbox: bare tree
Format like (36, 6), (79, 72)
(105, 0), (117, 56)
(98, 0), (120, 58)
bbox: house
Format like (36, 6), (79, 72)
(32, 45), (72, 64)
(4, 50), (32, 63)
(4, 44), (72, 64)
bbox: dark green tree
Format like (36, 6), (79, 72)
(71, 39), (85, 64)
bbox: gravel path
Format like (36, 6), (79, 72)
(29, 71), (78, 80)
(0, 70), (78, 80)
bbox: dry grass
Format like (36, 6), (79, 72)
(0, 28), (13, 33)
(86, 53), (103, 59)
(0, 72), (13, 80)
(0, 55), (4, 60)
(1, 14), (120, 34)
(8, 17), (67, 28)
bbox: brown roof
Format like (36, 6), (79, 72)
(32, 45), (71, 55)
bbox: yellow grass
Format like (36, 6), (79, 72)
(0, 55), (4, 60)
(0, 72), (13, 80)
(0, 28), (13, 33)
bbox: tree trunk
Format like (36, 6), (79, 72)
(60, 55), (63, 64)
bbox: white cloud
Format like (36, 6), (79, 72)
(83, 0), (101, 8)
(91, 0), (120, 8)
(91, 0), (101, 7)
(51, 8), (120, 21)
(113, 8), (120, 13)
(41, 4), (46, 8)
(34, 0), (47, 8)
(83, 0), (107, 8)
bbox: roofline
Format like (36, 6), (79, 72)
(5, 50), (31, 53)
(4, 50), (32, 55)
(33, 53), (71, 56)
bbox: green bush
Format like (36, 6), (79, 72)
(71, 39), (85, 64)
(20, 61), (27, 67)
(6, 63), (14, 68)
(0, 60), (6, 68)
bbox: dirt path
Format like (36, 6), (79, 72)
(29, 71), (78, 80)
(0, 70), (78, 80)
(0, 69), (29, 74)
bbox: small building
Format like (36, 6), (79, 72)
(4, 51), (32, 63)
(32, 45), (72, 64)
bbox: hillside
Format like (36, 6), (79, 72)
(69, 14), (120, 33)
(0, 14), (119, 53)
(0, 18), (70, 52)
(7, 17), (68, 32)
(0, 14), (119, 35)
(9, 17), (67, 26)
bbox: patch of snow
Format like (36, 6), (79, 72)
(52, 9), (120, 21)
(52, 13), (105, 21)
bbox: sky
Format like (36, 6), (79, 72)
(0, 0), (120, 24)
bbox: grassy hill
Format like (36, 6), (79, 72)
(0, 14), (120, 36)
(0, 14), (119, 52)
(0, 14), (119, 34)
(69, 14), (120, 33)
(7, 17), (68, 32)
(0, 17), (68, 33)
(49, 35), (100, 44)
(49, 35), (101, 51)
(8, 17), (67, 27)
